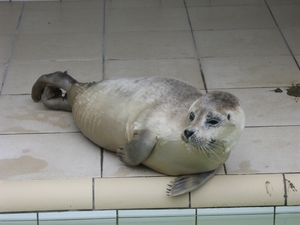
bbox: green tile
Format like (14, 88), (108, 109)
(40, 218), (115, 225)
(0, 222), (37, 225)
(275, 213), (300, 225)
(119, 216), (195, 225)
(0, 213), (37, 225)
(275, 206), (300, 225)
(197, 214), (274, 225)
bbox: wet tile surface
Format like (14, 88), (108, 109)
(0, 133), (101, 180)
(0, 95), (78, 134)
(226, 126), (300, 174)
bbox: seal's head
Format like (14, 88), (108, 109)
(182, 91), (245, 160)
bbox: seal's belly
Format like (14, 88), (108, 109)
(143, 137), (230, 175)
(72, 85), (129, 150)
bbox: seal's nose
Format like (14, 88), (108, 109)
(183, 129), (195, 139)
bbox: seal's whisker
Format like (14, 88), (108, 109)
(199, 143), (227, 164)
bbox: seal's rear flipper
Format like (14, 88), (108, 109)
(41, 86), (72, 111)
(31, 71), (78, 111)
(31, 71), (77, 102)
(166, 169), (218, 196)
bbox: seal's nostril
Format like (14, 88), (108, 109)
(184, 129), (195, 139)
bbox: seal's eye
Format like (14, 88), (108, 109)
(208, 119), (219, 125)
(206, 118), (220, 127)
(189, 112), (195, 122)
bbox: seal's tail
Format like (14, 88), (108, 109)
(31, 71), (77, 112)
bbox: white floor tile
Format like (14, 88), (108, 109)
(105, 59), (204, 89)
(0, 95), (78, 134)
(0, 34), (14, 62)
(214, 88), (300, 127)
(0, 9), (21, 34)
(19, 8), (103, 34)
(106, 0), (184, 8)
(266, 0), (300, 4)
(24, 0), (104, 10)
(2, 60), (103, 94)
(194, 29), (290, 57)
(226, 126), (300, 174)
(270, 4), (300, 28)
(282, 28), (300, 55)
(186, 0), (265, 6)
(11, 32), (102, 61)
(0, 133), (101, 180)
(106, 7), (189, 32)
(188, 6), (276, 30)
(106, 31), (196, 59)
(202, 55), (300, 88)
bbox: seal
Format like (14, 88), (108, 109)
(31, 71), (245, 196)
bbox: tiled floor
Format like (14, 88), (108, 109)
(0, 0), (300, 214)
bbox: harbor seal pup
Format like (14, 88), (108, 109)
(31, 71), (245, 196)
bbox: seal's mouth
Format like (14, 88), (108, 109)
(181, 133), (227, 163)
(181, 133), (188, 143)
(181, 133), (217, 148)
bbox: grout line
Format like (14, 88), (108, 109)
(0, 2), (25, 94)
(183, 0), (208, 93)
(282, 174), (288, 206)
(36, 212), (39, 225)
(263, 0), (300, 71)
(273, 206), (276, 225)
(100, 148), (104, 178)
(101, 0), (106, 80)
(189, 192), (191, 208)
(100, 1), (106, 180)
(116, 210), (119, 225)
(92, 178), (95, 210)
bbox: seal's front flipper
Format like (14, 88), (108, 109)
(117, 130), (156, 166)
(41, 86), (72, 112)
(166, 169), (218, 196)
